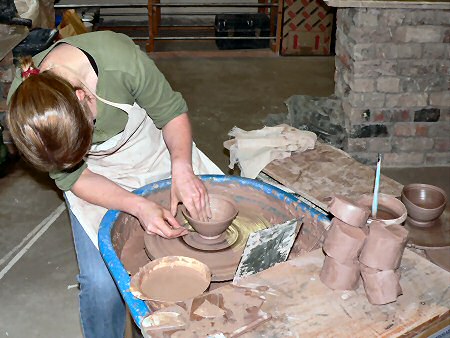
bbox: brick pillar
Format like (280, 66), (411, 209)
(335, 8), (450, 166)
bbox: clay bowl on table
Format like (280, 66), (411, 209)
(401, 184), (447, 228)
(181, 194), (238, 239)
(358, 193), (407, 226)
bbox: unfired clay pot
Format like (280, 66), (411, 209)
(359, 221), (409, 270)
(319, 255), (360, 290)
(358, 193), (407, 226)
(360, 264), (402, 305)
(328, 195), (370, 227)
(401, 183), (448, 228)
(182, 194), (238, 239)
(323, 218), (366, 262)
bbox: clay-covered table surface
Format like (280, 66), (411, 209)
(263, 142), (403, 211)
(234, 248), (450, 337)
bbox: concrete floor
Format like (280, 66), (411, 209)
(1, 53), (449, 337)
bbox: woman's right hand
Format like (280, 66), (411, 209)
(135, 198), (188, 238)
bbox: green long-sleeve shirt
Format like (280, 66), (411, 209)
(8, 31), (188, 191)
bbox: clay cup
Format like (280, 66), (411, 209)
(401, 183), (447, 228)
(319, 255), (360, 291)
(182, 194), (238, 239)
(328, 195), (370, 227)
(358, 193), (407, 226)
(360, 264), (402, 305)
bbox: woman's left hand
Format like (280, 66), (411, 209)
(170, 167), (211, 222)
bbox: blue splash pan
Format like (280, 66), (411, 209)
(98, 175), (329, 327)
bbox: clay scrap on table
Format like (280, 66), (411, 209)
(262, 142), (403, 211)
(140, 285), (271, 338)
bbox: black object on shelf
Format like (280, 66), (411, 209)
(215, 13), (271, 50)
(13, 28), (59, 57)
(0, 0), (32, 27)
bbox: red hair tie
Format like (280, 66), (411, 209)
(22, 67), (40, 79)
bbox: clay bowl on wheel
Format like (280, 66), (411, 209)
(181, 194), (238, 239)
(401, 184), (447, 228)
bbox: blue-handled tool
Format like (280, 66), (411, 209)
(372, 153), (382, 218)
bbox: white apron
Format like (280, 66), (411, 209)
(65, 98), (223, 249)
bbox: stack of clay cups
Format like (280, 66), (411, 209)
(359, 221), (408, 305)
(320, 196), (369, 291)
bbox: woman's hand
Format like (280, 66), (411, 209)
(161, 112), (211, 221)
(170, 166), (211, 222)
(72, 169), (187, 238)
(135, 198), (188, 238)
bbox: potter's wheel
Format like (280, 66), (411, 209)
(182, 227), (240, 251)
(144, 212), (270, 281)
(405, 207), (450, 249)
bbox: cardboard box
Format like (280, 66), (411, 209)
(283, 30), (332, 55)
(281, 0), (334, 56)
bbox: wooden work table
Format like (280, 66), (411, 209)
(141, 248), (449, 337)
(236, 248), (449, 337)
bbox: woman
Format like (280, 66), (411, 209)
(7, 31), (222, 338)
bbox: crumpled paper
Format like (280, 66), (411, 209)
(223, 124), (317, 179)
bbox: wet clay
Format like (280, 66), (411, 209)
(143, 181), (319, 282)
(374, 209), (397, 220)
(182, 229), (239, 251)
(359, 222), (409, 270)
(323, 218), (366, 262)
(319, 255), (360, 290)
(360, 264), (402, 305)
(328, 195), (370, 227)
(182, 194), (238, 239)
(145, 214), (270, 281)
(114, 180), (327, 280)
(141, 266), (209, 302)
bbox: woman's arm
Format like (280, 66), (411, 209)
(71, 168), (187, 238)
(162, 112), (211, 222)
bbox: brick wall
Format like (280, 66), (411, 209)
(335, 8), (450, 166)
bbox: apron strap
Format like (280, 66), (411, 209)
(95, 95), (134, 112)
(44, 63), (134, 112)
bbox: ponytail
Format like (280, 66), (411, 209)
(20, 56), (40, 79)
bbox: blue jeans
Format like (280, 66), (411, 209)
(68, 205), (126, 338)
